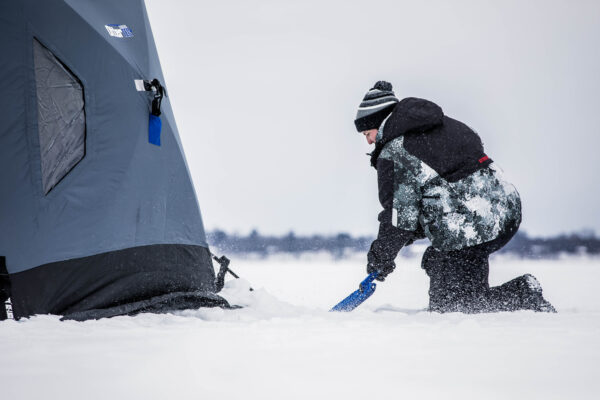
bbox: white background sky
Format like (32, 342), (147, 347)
(145, 0), (600, 237)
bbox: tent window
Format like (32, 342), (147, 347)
(33, 38), (86, 195)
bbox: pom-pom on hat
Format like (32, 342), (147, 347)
(354, 81), (399, 132)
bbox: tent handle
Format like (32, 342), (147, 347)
(148, 79), (165, 116)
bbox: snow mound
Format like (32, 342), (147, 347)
(176, 278), (316, 321)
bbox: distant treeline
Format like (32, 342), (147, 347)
(208, 230), (371, 259)
(207, 229), (600, 259)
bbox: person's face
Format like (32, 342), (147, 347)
(362, 129), (378, 145)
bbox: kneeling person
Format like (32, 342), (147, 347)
(355, 81), (555, 313)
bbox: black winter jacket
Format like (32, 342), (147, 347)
(368, 98), (521, 266)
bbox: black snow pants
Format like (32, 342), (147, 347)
(422, 220), (551, 313)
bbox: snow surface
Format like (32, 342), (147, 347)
(2, 255), (600, 400)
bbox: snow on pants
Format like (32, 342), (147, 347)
(421, 218), (541, 313)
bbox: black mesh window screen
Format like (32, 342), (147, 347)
(33, 38), (85, 195)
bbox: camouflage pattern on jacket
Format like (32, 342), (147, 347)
(378, 133), (522, 251)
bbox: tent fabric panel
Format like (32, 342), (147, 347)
(33, 38), (86, 194)
(9, 244), (217, 319)
(0, 0), (208, 273)
(1, 0), (209, 273)
(0, 0), (33, 261)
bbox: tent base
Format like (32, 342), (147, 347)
(10, 244), (219, 319)
(61, 290), (233, 321)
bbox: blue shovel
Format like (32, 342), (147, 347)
(330, 272), (379, 312)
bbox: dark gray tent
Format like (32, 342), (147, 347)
(0, 0), (228, 320)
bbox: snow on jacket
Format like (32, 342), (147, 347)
(371, 98), (521, 254)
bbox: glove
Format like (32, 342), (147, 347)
(367, 260), (395, 281)
(367, 249), (396, 281)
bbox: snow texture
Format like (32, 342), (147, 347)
(1, 255), (599, 399)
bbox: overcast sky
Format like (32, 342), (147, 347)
(145, 0), (600, 237)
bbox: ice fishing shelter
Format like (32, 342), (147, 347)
(0, 0), (227, 320)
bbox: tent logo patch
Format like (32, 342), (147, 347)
(105, 24), (134, 38)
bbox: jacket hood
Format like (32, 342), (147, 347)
(371, 97), (444, 168)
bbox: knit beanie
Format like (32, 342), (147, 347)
(354, 81), (399, 132)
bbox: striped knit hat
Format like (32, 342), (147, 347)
(354, 81), (399, 132)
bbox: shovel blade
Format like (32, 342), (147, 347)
(330, 272), (378, 312)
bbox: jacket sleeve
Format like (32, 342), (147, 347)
(368, 157), (417, 265)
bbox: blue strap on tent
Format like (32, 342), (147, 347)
(141, 78), (165, 147)
(148, 114), (161, 146)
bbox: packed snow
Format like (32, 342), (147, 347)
(2, 254), (599, 399)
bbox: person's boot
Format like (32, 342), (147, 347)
(523, 274), (556, 312)
(489, 274), (556, 313)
